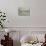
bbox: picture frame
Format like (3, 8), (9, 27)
(18, 7), (30, 16)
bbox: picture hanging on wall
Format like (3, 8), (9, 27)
(18, 7), (30, 16)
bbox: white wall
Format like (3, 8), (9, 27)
(0, 0), (46, 27)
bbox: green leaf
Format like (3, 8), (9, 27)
(0, 12), (2, 13)
(3, 16), (6, 17)
(4, 13), (5, 15)
(1, 25), (3, 28)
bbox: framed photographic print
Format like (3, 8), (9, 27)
(18, 7), (30, 16)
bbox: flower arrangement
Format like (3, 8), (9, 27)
(0, 10), (6, 28)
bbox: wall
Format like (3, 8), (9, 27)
(0, 0), (46, 27)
